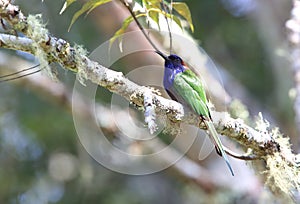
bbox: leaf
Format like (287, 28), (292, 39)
(170, 14), (182, 31)
(68, 0), (112, 31)
(109, 13), (146, 49)
(148, 9), (160, 29)
(148, 8), (182, 30)
(144, 0), (161, 9)
(171, 2), (194, 32)
(59, 0), (76, 15)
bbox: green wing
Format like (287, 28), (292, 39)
(173, 69), (234, 176)
(173, 69), (210, 118)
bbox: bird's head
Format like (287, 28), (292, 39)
(166, 54), (185, 68)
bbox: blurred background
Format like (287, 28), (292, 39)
(0, 0), (296, 203)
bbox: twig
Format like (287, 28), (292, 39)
(120, 0), (162, 54)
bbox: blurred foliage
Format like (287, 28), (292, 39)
(0, 0), (293, 203)
(191, 1), (273, 101)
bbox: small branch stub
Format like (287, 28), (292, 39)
(144, 89), (158, 134)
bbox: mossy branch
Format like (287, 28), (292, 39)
(0, 0), (299, 202)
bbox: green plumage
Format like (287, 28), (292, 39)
(173, 69), (234, 176)
(173, 69), (210, 118)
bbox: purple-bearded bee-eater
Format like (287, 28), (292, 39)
(156, 51), (234, 176)
(121, 0), (234, 176)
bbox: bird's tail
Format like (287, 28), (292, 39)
(204, 120), (234, 176)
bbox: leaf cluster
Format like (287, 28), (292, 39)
(59, 0), (194, 47)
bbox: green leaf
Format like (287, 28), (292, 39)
(109, 13), (146, 49)
(148, 9), (160, 29)
(59, 0), (76, 15)
(144, 0), (161, 9)
(148, 8), (182, 30)
(171, 2), (194, 32)
(68, 0), (112, 31)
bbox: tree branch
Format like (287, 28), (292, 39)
(0, 52), (223, 192)
(0, 32), (280, 155)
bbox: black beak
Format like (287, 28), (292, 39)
(155, 50), (168, 60)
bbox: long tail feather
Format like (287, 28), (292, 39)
(204, 120), (234, 176)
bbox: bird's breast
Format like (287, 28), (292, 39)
(163, 67), (184, 90)
(163, 68), (175, 90)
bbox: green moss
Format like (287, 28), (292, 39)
(73, 44), (88, 85)
(229, 99), (249, 121)
(27, 15), (57, 80)
(264, 129), (299, 202)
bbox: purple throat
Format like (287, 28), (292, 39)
(163, 62), (185, 90)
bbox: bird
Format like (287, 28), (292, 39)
(120, 0), (234, 175)
(155, 51), (234, 176)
